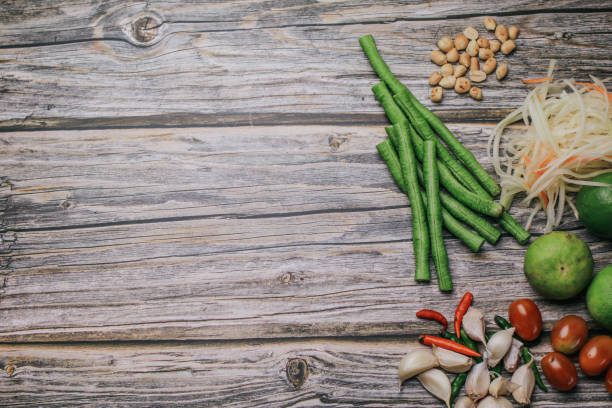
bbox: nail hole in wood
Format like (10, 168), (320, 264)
(286, 358), (308, 388)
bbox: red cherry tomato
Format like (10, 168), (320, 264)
(606, 366), (612, 394)
(508, 299), (542, 341)
(579, 335), (612, 376)
(551, 315), (589, 355)
(541, 352), (578, 391)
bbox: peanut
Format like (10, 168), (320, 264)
(429, 72), (442, 86)
(484, 17), (496, 31)
(477, 38), (489, 49)
(482, 57), (497, 74)
(501, 40), (516, 55)
(464, 26), (479, 40)
(496, 63), (508, 80)
(495, 24), (509, 42)
(440, 63), (454, 77)
(446, 47), (459, 63)
(478, 47), (493, 60)
(509, 26), (519, 40)
(459, 52), (470, 67)
(469, 86), (483, 100)
(470, 56), (480, 72)
(438, 36), (454, 52)
(489, 39), (501, 53)
(431, 86), (443, 102)
(469, 70), (487, 83)
(466, 40), (479, 57)
(454, 64), (467, 78)
(455, 77), (471, 94)
(454, 34), (469, 51)
(430, 50), (447, 65)
(440, 75), (457, 89)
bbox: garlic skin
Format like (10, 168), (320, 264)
(398, 350), (438, 383)
(417, 368), (452, 408)
(465, 360), (490, 401)
(503, 339), (523, 373)
(433, 345), (474, 373)
(478, 395), (514, 408)
(455, 396), (476, 408)
(486, 328), (515, 367)
(489, 375), (520, 397)
(463, 308), (487, 343)
(511, 360), (535, 406)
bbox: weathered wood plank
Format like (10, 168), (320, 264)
(0, 339), (609, 407)
(1, 125), (610, 342)
(1, 1), (611, 127)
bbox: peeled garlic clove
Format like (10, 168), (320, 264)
(486, 328), (515, 367)
(454, 396), (476, 408)
(463, 308), (486, 343)
(433, 345), (474, 373)
(503, 339), (523, 373)
(398, 349), (438, 383)
(465, 360), (490, 401)
(478, 395), (514, 408)
(489, 375), (520, 397)
(511, 360), (535, 406)
(417, 368), (452, 408)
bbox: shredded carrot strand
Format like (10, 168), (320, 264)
(521, 77), (552, 84)
(536, 155), (556, 177)
(575, 82), (612, 102)
(540, 191), (549, 207)
(521, 153), (531, 163)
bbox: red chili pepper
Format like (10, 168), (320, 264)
(454, 292), (473, 335)
(419, 335), (482, 358)
(416, 309), (448, 330)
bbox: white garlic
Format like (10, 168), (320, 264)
(503, 339), (523, 373)
(433, 345), (474, 373)
(398, 349), (439, 383)
(465, 360), (490, 401)
(478, 395), (514, 408)
(489, 375), (520, 397)
(486, 328), (515, 367)
(511, 360), (535, 406)
(455, 396), (476, 408)
(417, 368), (452, 408)
(463, 308), (487, 343)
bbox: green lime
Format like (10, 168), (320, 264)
(524, 231), (593, 300)
(576, 173), (612, 239)
(586, 265), (612, 332)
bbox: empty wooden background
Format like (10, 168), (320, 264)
(1, 1), (611, 406)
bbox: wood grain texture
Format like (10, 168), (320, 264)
(1, 1), (611, 127)
(1, 125), (610, 342)
(0, 339), (610, 407)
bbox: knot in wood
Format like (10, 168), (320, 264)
(286, 358), (308, 387)
(128, 13), (163, 46)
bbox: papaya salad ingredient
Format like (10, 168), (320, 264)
(488, 67), (612, 232)
(586, 264), (612, 331)
(541, 352), (578, 391)
(579, 335), (612, 376)
(551, 315), (588, 355)
(576, 173), (612, 239)
(508, 299), (543, 341)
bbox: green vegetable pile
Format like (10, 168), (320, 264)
(360, 35), (531, 291)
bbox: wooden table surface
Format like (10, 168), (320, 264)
(1, 1), (611, 406)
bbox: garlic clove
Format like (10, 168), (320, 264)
(417, 368), (452, 408)
(503, 339), (523, 373)
(478, 395), (514, 408)
(454, 396), (476, 408)
(486, 328), (515, 367)
(511, 360), (535, 406)
(398, 349), (438, 384)
(489, 375), (520, 397)
(463, 308), (487, 343)
(433, 345), (474, 373)
(465, 360), (490, 401)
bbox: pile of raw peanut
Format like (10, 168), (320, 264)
(429, 18), (519, 102)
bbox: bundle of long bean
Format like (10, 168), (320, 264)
(360, 34), (531, 291)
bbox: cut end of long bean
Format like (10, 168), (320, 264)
(499, 211), (531, 245)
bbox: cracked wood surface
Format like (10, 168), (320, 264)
(1, 0), (611, 407)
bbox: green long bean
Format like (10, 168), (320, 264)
(377, 140), (485, 253)
(424, 140), (452, 291)
(358, 35), (407, 96)
(395, 123), (430, 281)
(372, 82), (405, 124)
(400, 88), (501, 197)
